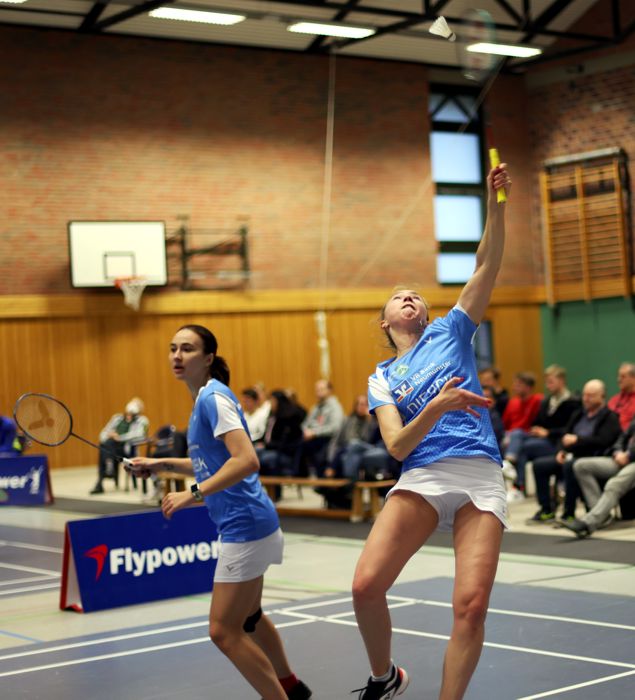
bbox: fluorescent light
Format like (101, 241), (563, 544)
(288, 21), (375, 39)
(0, 1), (29, 4)
(467, 42), (542, 58)
(149, 8), (245, 26)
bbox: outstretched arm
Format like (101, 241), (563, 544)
(458, 165), (511, 324)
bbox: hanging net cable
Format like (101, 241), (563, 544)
(315, 49), (337, 381)
(348, 58), (506, 287)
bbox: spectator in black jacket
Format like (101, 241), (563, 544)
(502, 365), (580, 499)
(256, 390), (307, 478)
(529, 379), (621, 523)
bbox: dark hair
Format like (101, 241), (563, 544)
(270, 389), (297, 419)
(241, 387), (259, 401)
(178, 324), (230, 385)
(515, 371), (536, 388)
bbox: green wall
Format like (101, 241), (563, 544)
(540, 297), (634, 396)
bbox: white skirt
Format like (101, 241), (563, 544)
(214, 528), (284, 583)
(388, 457), (509, 532)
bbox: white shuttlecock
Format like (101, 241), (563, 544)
(429, 16), (456, 42)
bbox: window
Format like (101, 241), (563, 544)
(429, 89), (486, 284)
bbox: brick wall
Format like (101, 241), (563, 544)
(0, 25), (539, 295)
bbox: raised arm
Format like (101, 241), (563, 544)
(457, 165), (511, 324)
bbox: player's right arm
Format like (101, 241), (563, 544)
(376, 377), (491, 461)
(129, 456), (194, 477)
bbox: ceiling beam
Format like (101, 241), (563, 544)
(307, 0), (362, 52)
(520, 0), (577, 43)
(79, 1), (109, 32)
(92, 0), (171, 32)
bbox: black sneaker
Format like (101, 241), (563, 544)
(352, 665), (409, 699)
(89, 483), (104, 495)
(287, 680), (312, 700)
(527, 509), (555, 523)
(561, 518), (591, 539)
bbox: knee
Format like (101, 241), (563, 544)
(453, 589), (489, 629)
(352, 570), (388, 607)
(209, 621), (240, 654)
(573, 458), (591, 477)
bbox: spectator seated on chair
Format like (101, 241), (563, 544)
(90, 397), (149, 495)
(478, 366), (509, 417)
(240, 386), (271, 445)
(562, 415), (635, 538)
(608, 362), (635, 432)
(503, 365), (580, 498)
(481, 385), (505, 451)
(501, 371), (544, 436)
(256, 390), (306, 479)
(529, 379), (621, 523)
(295, 379), (344, 477)
(0, 415), (22, 457)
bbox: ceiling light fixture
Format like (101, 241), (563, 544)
(467, 42), (542, 58)
(149, 7), (246, 26)
(0, 1), (29, 4)
(288, 21), (375, 39)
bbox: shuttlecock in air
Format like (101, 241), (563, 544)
(429, 16), (456, 42)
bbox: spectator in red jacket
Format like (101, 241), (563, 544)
(502, 372), (543, 433)
(608, 362), (635, 432)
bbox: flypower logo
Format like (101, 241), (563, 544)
(0, 466), (44, 495)
(84, 540), (219, 581)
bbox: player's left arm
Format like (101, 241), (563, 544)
(458, 165), (511, 324)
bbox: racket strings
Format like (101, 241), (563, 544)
(14, 395), (72, 446)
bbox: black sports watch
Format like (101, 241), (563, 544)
(190, 483), (204, 502)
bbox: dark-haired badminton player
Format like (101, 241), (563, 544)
(351, 165), (511, 700)
(130, 324), (311, 700)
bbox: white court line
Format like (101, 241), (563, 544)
(387, 595), (635, 632)
(0, 575), (58, 587)
(0, 583), (60, 596)
(516, 669), (635, 699)
(0, 562), (60, 576)
(0, 540), (62, 554)
(0, 619), (309, 678)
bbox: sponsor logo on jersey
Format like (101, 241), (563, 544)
(395, 364), (409, 377)
(395, 380), (414, 403)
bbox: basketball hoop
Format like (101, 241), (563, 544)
(115, 276), (147, 311)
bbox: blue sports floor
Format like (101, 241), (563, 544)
(1, 521), (634, 700)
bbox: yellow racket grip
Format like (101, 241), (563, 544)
(489, 148), (507, 203)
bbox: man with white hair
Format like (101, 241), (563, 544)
(90, 397), (150, 494)
(529, 380), (621, 523)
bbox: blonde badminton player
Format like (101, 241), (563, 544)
(351, 164), (511, 700)
(129, 324), (311, 700)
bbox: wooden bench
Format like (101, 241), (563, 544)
(259, 476), (396, 522)
(157, 471), (188, 498)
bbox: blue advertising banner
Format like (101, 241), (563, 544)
(60, 506), (217, 613)
(0, 455), (53, 506)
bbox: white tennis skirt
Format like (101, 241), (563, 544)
(214, 528), (284, 583)
(388, 457), (509, 532)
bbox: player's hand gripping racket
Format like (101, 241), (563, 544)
(13, 392), (133, 467)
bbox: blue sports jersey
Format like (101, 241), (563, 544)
(187, 380), (280, 543)
(368, 306), (501, 472)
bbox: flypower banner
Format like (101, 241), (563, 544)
(0, 455), (53, 506)
(60, 505), (217, 612)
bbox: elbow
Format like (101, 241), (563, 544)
(247, 456), (260, 475)
(386, 441), (407, 462)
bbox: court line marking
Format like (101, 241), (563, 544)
(0, 583), (60, 596)
(0, 630), (42, 643)
(0, 575), (59, 587)
(0, 619), (309, 678)
(516, 669), (635, 699)
(0, 562), (60, 576)
(0, 540), (62, 554)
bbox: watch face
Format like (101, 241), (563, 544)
(191, 484), (203, 501)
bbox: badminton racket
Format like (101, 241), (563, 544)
(13, 392), (133, 466)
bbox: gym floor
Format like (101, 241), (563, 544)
(1, 467), (634, 699)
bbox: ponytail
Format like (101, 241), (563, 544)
(210, 355), (230, 386)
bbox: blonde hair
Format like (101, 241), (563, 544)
(379, 285), (429, 351)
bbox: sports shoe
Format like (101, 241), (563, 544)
(501, 459), (518, 481)
(286, 680), (312, 700)
(89, 483), (104, 495)
(527, 509), (555, 523)
(561, 518), (591, 539)
(506, 487), (525, 504)
(352, 665), (409, 699)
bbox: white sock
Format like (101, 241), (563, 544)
(372, 662), (395, 682)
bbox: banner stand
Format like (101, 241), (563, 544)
(0, 455), (53, 506)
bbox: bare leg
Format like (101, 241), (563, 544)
(439, 504), (503, 700)
(209, 577), (286, 700)
(248, 577), (294, 678)
(352, 491), (439, 676)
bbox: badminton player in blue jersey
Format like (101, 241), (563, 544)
(351, 164), (511, 700)
(130, 324), (311, 700)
